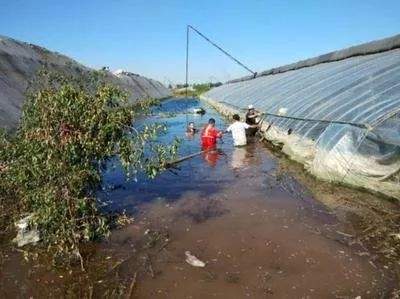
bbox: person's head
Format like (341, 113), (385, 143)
(248, 104), (254, 111)
(188, 122), (195, 129)
(208, 118), (216, 127)
(232, 114), (240, 121)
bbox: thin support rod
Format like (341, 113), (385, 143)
(187, 25), (256, 76)
(262, 111), (368, 129)
(185, 25), (189, 98)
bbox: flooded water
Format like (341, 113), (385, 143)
(0, 98), (396, 298)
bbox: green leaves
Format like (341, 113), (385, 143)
(0, 71), (178, 262)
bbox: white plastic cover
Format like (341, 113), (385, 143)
(203, 49), (400, 199)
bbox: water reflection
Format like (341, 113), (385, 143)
(201, 147), (223, 167)
(231, 147), (247, 169)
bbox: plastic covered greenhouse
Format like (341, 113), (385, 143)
(202, 34), (400, 199)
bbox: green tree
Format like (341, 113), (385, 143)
(0, 71), (179, 266)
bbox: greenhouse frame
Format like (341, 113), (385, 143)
(202, 34), (400, 199)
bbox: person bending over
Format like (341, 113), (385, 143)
(245, 104), (261, 136)
(245, 104), (261, 125)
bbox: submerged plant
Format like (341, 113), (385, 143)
(0, 70), (179, 265)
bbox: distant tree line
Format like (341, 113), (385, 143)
(172, 82), (223, 89)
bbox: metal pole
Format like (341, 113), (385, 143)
(185, 25), (189, 98)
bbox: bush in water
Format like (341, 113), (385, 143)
(0, 71), (179, 265)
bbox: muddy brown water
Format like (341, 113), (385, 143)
(0, 98), (396, 298)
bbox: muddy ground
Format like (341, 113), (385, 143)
(0, 98), (399, 298)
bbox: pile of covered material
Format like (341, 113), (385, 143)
(0, 36), (171, 132)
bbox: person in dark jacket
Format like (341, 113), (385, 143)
(245, 104), (261, 136)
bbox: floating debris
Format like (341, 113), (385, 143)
(185, 251), (206, 267)
(336, 230), (354, 238)
(13, 214), (40, 247)
(193, 108), (206, 114)
(390, 233), (400, 240)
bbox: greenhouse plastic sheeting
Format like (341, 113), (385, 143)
(203, 48), (400, 199)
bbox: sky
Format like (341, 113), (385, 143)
(1, 0), (399, 85)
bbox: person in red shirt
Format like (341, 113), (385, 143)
(201, 118), (222, 148)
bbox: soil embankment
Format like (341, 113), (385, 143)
(0, 35), (171, 131)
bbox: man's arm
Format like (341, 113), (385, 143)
(245, 123), (259, 129)
(224, 125), (232, 133)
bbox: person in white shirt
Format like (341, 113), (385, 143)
(226, 114), (259, 146)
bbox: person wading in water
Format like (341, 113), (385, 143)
(226, 114), (259, 147)
(201, 118), (223, 167)
(245, 104), (261, 137)
(186, 122), (197, 137)
(201, 118), (222, 148)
